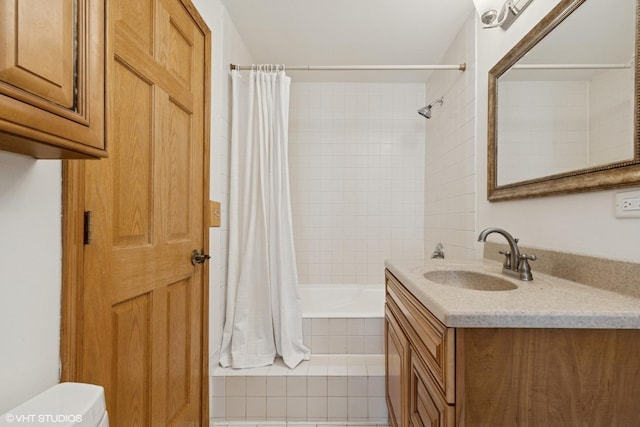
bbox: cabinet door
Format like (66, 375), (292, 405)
(409, 352), (455, 427)
(0, 0), (74, 108)
(386, 305), (409, 427)
(0, 0), (105, 159)
(386, 270), (455, 403)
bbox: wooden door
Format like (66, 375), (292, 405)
(62, 0), (211, 425)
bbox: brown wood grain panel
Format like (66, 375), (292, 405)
(111, 60), (153, 247)
(114, 25), (193, 112)
(62, 1), (210, 425)
(157, 0), (195, 89)
(111, 248), (195, 302)
(168, 21), (193, 88)
(167, 279), (191, 422)
(457, 328), (640, 427)
(0, 0), (105, 158)
(414, 381), (439, 427)
(166, 99), (192, 241)
(60, 161), (86, 382)
(0, 129), (101, 158)
(410, 352), (455, 427)
(112, 294), (152, 427)
(111, 0), (154, 55)
(386, 271), (455, 403)
(0, 0), (74, 107)
(386, 305), (409, 427)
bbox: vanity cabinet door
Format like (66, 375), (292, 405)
(409, 352), (455, 427)
(386, 270), (455, 403)
(0, 0), (105, 159)
(386, 305), (409, 427)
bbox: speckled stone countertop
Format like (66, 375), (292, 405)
(385, 258), (640, 329)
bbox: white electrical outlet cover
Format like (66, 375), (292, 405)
(615, 189), (640, 218)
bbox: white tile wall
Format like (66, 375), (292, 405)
(424, 14), (477, 260)
(497, 80), (589, 184)
(302, 318), (383, 354)
(289, 83), (426, 285)
(211, 356), (387, 423)
(496, 67), (635, 183)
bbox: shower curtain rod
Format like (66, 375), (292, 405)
(229, 63), (467, 71)
(511, 63), (632, 70)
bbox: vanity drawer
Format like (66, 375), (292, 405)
(410, 350), (455, 427)
(386, 270), (455, 404)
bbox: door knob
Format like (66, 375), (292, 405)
(191, 249), (211, 265)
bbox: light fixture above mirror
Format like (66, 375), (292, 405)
(473, 0), (533, 29)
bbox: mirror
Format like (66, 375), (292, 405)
(488, 0), (640, 201)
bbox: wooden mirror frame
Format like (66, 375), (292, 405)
(487, 0), (640, 201)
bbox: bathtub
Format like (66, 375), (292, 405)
(299, 283), (385, 318)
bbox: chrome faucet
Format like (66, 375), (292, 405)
(477, 227), (536, 281)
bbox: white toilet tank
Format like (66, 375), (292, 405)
(0, 383), (108, 427)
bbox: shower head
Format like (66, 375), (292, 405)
(417, 105), (433, 119)
(418, 96), (444, 119)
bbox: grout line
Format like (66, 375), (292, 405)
(212, 423), (390, 427)
(213, 354), (385, 378)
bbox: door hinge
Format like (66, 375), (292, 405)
(83, 211), (93, 245)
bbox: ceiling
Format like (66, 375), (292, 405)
(220, 0), (475, 82)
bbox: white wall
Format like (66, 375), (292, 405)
(589, 68), (635, 165)
(476, 0), (640, 262)
(289, 83), (426, 284)
(190, 0), (254, 369)
(0, 152), (61, 413)
(424, 14), (477, 260)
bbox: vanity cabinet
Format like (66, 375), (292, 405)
(385, 304), (408, 427)
(386, 270), (455, 427)
(0, 0), (105, 159)
(385, 269), (640, 427)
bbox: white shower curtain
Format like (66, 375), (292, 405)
(220, 67), (310, 369)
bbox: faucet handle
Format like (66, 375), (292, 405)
(521, 253), (537, 262)
(518, 253), (537, 281)
(498, 249), (511, 269)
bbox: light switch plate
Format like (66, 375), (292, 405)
(615, 189), (640, 218)
(209, 201), (221, 227)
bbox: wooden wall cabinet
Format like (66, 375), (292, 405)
(385, 269), (640, 427)
(0, 0), (106, 159)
